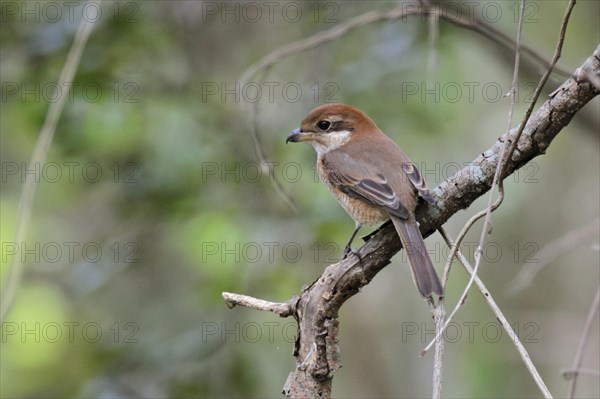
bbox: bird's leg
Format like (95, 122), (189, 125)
(360, 220), (392, 242)
(342, 223), (362, 261)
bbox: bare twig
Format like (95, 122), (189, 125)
(506, 219), (600, 295)
(422, 0), (579, 364)
(222, 292), (297, 317)
(0, 1), (101, 322)
(500, 0), (577, 181)
(440, 11), (571, 78)
(426, 4), (440, 84)
(249, 79), (298, 212)
(423, 3), (445, 379)
(421, 197), (502, 355)
(422, 0), (528, 357)
(567, 285), (600, 399)
(563, 368), (600, 379)
(238, 6), (420, 88)
(428, 298), (445, 399)
(436, 229), (553, 399)
(238, 5), (567, 90)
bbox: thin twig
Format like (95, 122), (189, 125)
(249, 73), (298, 212)
(423, 0), (578, 359)
(470, 0), (526, 303)
(440, 11), (571, 78)
(0, 2), (101, 322)
(440, 199), (503, 290)
(238, 5), (566, 91)
(506, 219), (600, 295)
(500, 0), (577, 180)
(437, 228), (455, 287)
(563, 368), (600, 379)
(428, 298), (445, 399)
(426, 4), (440, 84)
(431, 0), (526, 342)
(222, 292), (297, 317)
(436, 229), (553, 398)
(238, 6), (420, 88)
(425, 7), (444, 392)
(422, 195), (503, 357)
(567, 285), (600, 399)
(422, 0), (528, 354)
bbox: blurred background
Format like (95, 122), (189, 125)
(1, 0), (598, 397)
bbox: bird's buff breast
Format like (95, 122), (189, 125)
(317, 158), (389, 226)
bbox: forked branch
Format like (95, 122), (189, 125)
(223, 47), (600, 398)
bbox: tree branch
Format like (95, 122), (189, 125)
(222, 292), (298, 317)
(0, 0), (101, 322)
(225, 46), (600, 398)
(566, 284), (600, 398)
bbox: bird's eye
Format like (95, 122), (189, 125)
(317, 120), (331, 131)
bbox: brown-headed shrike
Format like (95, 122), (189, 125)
(286, 103), (443, 298)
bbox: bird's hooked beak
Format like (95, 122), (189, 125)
(286, 128), (314, 143)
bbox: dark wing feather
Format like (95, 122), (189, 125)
(402, 162), (436, 205)
(325, 158), (409, 219)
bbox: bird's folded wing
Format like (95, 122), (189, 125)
(402, 162), (436, 205)
(323, 154), (409, 219)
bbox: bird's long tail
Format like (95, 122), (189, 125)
(391, 216), (444, 298)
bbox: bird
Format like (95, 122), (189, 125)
(286, 103), (443, 298)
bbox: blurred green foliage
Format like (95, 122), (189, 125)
(1, 1), (599, 398)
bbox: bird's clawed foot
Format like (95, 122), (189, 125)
(342, 245), (362, 262)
